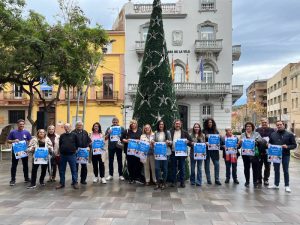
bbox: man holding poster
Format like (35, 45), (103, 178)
(170, 119), (192, 188)
(268, 120), (297, 192)
(7, 119), (32, 186)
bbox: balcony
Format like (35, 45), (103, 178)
(135, 41), (145, 58)
(34, 91), (57, 101)
(96, 91), (118, 103)
(1, 91), (29, 105)
(232, 85), (244, 104)
(65, 91), (85, 102)
(195, 40), (223, 58)
(232, 45), (241, 61)
(133, 3), (180, 14)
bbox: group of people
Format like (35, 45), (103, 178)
(7, 117), (297, 193)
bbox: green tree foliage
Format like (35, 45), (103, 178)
(133, 0), (179, 129)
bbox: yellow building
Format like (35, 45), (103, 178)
(0, 31), (125, 134)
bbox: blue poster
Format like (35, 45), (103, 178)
(92, 138), (105, 155)
(138, 140), (150, 161)
(110, 126), (121, 142)
(76, 148), (89, 164)
(268, 145), (282, 163)
(241, 139), (255, 156)
(34, 147), (49, 164)
(127, 139), (139, 156)
(194, 143), (206, 160)
(12, 140), (28, 159)
(208, 134), (220, 150)
(175, 139), (188, 156)
(154, 142), (167, 160)
(225, 137), (238, 154)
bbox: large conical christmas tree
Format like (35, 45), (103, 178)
(133, 0), (179, 129)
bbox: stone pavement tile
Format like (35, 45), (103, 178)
(126, 210), (161, 220)
(255, 206), (283, 214)
(175, 218), (212, 225)
(275, 213), (300, 224)
(274, 223), (295, 225)
(111, 218), (149, 225)
(152, 192), (171, 198)
(277, 206), (300, 215)
(0, 206), (21, 215)
(47, 200), (72, 209)
(184, 211), (221, 221)
(149, 219), (174, 225)
(102, 210), (128, 218)
(203, 204), (228, 212)
(45, 209), (72, 217)
(20, 216), (52, 225)
(172, 203), (205, 211)
(16, 200), (53, 209)
(242, 213), (282, 223)
(170, 192), (198, 199)
(100, 202), (121, 210)
(0, 200), (22, 207)
(161, 211), (185, 221)
(237, 223), (276, 225)
(134, 197), (161, 204)
(67, 201), (100, 209)
(225, 205), (260, 213)
(211, 200), (232, 206)
(134, 192), (153, 198)
(85, 218), (113, 225)
(49, 216), (89, 225)
(0, 215), (29, 225)
(212, 221), (237, 225)
(151, 202), (173, 211)
(14, 208), (49, 217)
(120, 203), (151, 210)
(68, 209), (105, 218)
(218, 212), (246, 224)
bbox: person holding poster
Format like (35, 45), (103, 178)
(121, 120), (143, 184)
(189, 123), (205, 186)
(105, 118), (125, 181)
(140, 124), (156, 186)
(72, 121), (91, 185)
(221, 127), (240, 184)
(256, 118), (275, 186)
(47, 125), (60, 182)
(203, 118), (221, 185)
(56, 123), (79, 190)
(153, 120), (172, 190)
(90, 122), (106, 184)
(268, 120), (297, 193)
(7, 119), (32, 186)
(240, 122), (263, 188)
(170, 119), (192, 188)
(27, 129), (53, 189)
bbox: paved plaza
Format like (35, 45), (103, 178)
(1, 154), (300, 225)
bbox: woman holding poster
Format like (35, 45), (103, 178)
(153, 120), (172, 190)
(140, 124), (156, 186)
(189, 123), (205, 186)
(221, 127), (240, 184)
(27, 129), (53, 189)
(90, 122), (106, 184)
(203, 118), (221, 185)
(239, 122), (263, 188)
(121, 120), (143, 184)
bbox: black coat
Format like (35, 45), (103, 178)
(269, 130), (297, 156)
(59, 132), (78, 155)
(72, 129), (91, 148)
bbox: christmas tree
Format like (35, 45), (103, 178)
(132, 0), (179, 129)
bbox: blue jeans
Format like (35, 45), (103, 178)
(59, 154), (78, 186)
(155, 159), (168, 182)
(274, 155), (290, 186)
(190, 157), (203, 185)
(204, 154), (220, 182)
(170, 152), (185, 184)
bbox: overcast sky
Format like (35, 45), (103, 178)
(24, 0), (300, 104)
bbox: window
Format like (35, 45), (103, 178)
(274, 97), (277, 104)
(283, 93), (287, 101)
(103, 75), (113, 98)
(203, 65), (214, 83)
(283, 77), (287, 86)
(296, 98), (299, 108)
(292, 99), (294, 109)
(278, 109), (281, 115)
(14, 84), (22, 98)
(202, 105), (212, 121)
(105, 43), (113, 54)
(296, 76), (298, 88)
(278, 81), (281, 88)
(200, 25), (215, 40)
(270, 99), (273, 105)
(200, 0), (216, 11)
(278, 95), (281, 102)
(274, 84), (277, 90)
(142, 26), (149, 41)
(174, 65), (185, 83)
(42, 90), (52, 99)
(283, 108), (287, 114)
(9, 110), (25, 124)
(270, 86), (273, 92)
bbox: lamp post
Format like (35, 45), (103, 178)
(291, 90), (300, 159)
(121, 104), (132, 128)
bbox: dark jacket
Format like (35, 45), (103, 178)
(170, 129), (193, 150)
(59, 132), (78, 155)
(203, 129), (220, 160)
(72, 129), (91, 148)
(269, 130), (297, 156)
(256, 127), (275, 155)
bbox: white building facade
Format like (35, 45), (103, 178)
(113, 0), (242, 130)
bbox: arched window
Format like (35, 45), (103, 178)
(200, 25), (215, 40)
(103, 74), (113, 99)
(203, 65), (214, 83)
(174, 65), (185, 83)
(140, 23), (150, 41)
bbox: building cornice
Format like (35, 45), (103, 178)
(125, 14), (187, 19)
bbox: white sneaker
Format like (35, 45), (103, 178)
(268, 185), (279, 189)
(101, 178), (107, 184)
(119, 176), (125, 181)
(106, 175), (113, 181)
(285, 186), (291, 193)
(93, 177), (99, 183)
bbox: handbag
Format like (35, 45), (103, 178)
(116, 140), (124, 150)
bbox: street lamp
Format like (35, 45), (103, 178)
(121, 104), (132, 128)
